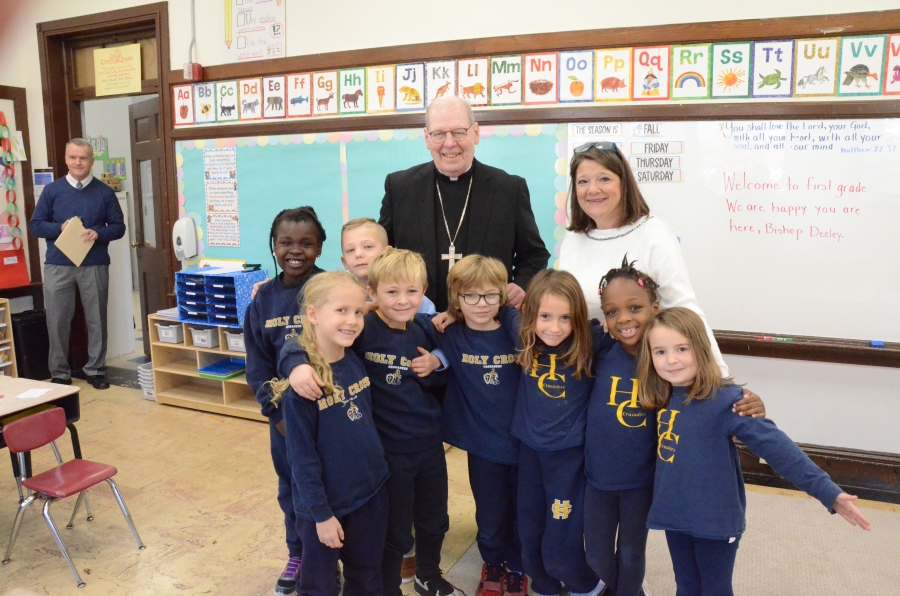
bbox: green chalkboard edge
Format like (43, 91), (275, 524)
(715, 330), (900, 368)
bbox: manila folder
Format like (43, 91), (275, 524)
(54, 217), (94, 267)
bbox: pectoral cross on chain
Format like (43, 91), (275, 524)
(442, 244), (463, 270)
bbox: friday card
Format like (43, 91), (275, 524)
(425, 61), (456, 107)
(238, 78), (263, 120)
(711, 42), (752, 98)
(489, 55), (523, 106)
(367, 66), (395, 113)
(793, 38), (839, 97)
(838, 35), (886, 96)
(173, 85), (194, 126)
(558, 51), (593, 103)
(632, 47), (670, 100)
(457, 58), (489, 106)
(752, 41), (794, 97)
(523, 53), (558, 104)
(215, 80), (239, 122)
(312, 71), (338, 116)
(262, 76), (286, 118)
(338, 68), (367, 115)
(670, 45), (711, 100)
(286, 73), (312, 117)
(594, 48), (632, 101)
(885, 34), (900, 96)
(396, 63), (425, 111)
(193, 82), (216, 124)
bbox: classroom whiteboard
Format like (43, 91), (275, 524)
(569, 118), (900, 342)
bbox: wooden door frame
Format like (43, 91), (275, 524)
(36, 2), (177, 304)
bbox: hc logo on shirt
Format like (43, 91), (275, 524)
(346, 403), (362, 421)
(529, 354), (566, 398)
(483, 369), (500, 385)
(551, 499), (572, 520)
(385, 371), (402, 386)
(607, 376), (647, 428)
(657, 408), (681, 463)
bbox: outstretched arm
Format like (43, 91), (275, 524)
(832, 493), (871, 531)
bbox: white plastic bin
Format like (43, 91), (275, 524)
(137, 361), (155, 401)
(155, 322), (184, 344)
(190, 327), (219, 348)
(0, 323), (7, 340)
(0, 345), (10, 363)
(0, 361), (11, 376)
(224, 331), (245, 353)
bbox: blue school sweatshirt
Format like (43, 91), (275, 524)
(282, 351), (390, 522)
(510, 323), (614, 452)
(647, 383), (843, 541)
(280, 311), (443, 454)
(416, 308), (520, 466)
(585, 343), (658, 491)
(244, 269), (324, 421)
(28, 178), (126, 266)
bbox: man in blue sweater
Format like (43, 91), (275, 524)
(28, 138), (126, 390)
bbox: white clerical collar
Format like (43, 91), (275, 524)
(437, 162), (473, 182)
(66, 174), (93, 188)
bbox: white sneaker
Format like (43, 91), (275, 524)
(641, 579), (653, 596)
(569, 580), (605, 596)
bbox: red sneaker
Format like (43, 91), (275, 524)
(503, 570), (528, 596)
(476, 563), (505, 596)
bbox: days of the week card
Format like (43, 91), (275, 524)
(312, 71), (338, 115)
(523, 53), (558, 104)
(752, 40), (795, 98)
(173, 85), (194, 126)
(396, 63), (425, 111)
(838, 35), (886, 96)
(367, 66), (395, 113)
(457, 58), (490, 107)
(594, 48), (632, 101)
(193, 82), (216, 124)
(670, 45), (711, 100)
(793, 39), (839, 97)
(263, 76), (286, 119)
(425, 61), (456, 107)
(558, 51), (593, 103)
(238, 78), (263, 120)
(711, 42), (752, 98)
(489, 55), (522, 106)
(215, 81), (239, 122)
(339, 68), (367, 115)
(286, 74), (312, 117)
(632, 47), (670, 100)
(885, 34), (900, 96)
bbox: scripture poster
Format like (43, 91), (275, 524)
(94, 44), (142, 96)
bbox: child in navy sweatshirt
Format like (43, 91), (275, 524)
(279, 249), (463, 596)
(270, 271), (390, 596)
(637, 307), (871, 596)
(243, 207), (325, 596)
(418, 255), (526, 596)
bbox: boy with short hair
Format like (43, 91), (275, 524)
(280, 248), (463, 596)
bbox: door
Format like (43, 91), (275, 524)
(129, 97), (170, 356)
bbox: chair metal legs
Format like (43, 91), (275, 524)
(66, 491), (95, 529)
(2, 494), (36, 565)
(42, 499), (85, 588)
(106, 478), (145, 550)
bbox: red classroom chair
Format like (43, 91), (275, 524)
(1, 407), (144, 588)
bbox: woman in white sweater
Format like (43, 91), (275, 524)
(558, 141), (728, 375)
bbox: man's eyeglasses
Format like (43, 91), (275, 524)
(458, 292), (502, 306)
(574, 141), (621, 155)
(426, 125), (473, 142)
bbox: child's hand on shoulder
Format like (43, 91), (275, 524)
(290, 364), (324, 400)
(316, 516), (344, 548)
(411, 347), (441, 378)
(431, 311), (456, 333)
(733, 389), (766, 418)
(250, 278), (271, 300)
(833, 493), (871, 531)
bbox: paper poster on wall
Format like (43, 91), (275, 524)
(215, 80), (239, 122)
(206, 213), (240, 247)
(424, 61), (456, 107)
(838, 35), (886, 96)
(193, 83), (217, 124)
(523, 53), (558, 104)
(885, 34), (900, 95)
(711, 42), (752, 98)
(367, 66), (395, 113)
(457, 58), (489, 106)
(670, 45), (711, 100)
(632, 47), (670, 100)
(752, 41), (795, 97)
(203, 147), (239, 247)
(594, 48), (631, 101)
(489, 56), (522, 106)
(203, 147), (237, 181)
(238, 78), (263, 120)
(396, 63), (425, 112)
(338, 68), (366, 115)
(558, 51), (593, 103)
(94, 44), (142, 96)
(263, 76), (286, 118)
(286, 73), (312, 116)
(313, 71), (338, 115)
(794, 38), (839, 97)
(205, 181), (239, 212)
(222, 0), (286, 64)
(9, 132), (26, 161)
(173, 85), (195, 126)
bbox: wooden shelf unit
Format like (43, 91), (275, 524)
(0, 298), (18, 378)
(147, 314), (263, 422)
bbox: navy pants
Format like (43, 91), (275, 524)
(584, 483), (653, 596)
(468, 453), (523, 572)
(270, 415), (302, 557)
(664, 531), (741, 596)
(382, 444), (449, 596)
(297, 485), (389, 596)
(518, 445), (598, 595)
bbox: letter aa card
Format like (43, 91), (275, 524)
(367, 66), (395, 113)
(312, 71), (338, 116)
(193, 82), (216, 124)
(752, 41), (794, 97)
(396, 63), (425, 111)
(458, 58), (490, 107)
(711, 42), (752, 98)
(238, 78), (262, 120)
(670, 45), (711, 100)
(594, 48), (631, 101)
(425, 61), (456, 107)
(489, 55), (523, 106)
(339, 68), (367, 115)
(215, 80), (239, 122)
(558, 51), (593, 103)
(286, 74), (312, 117)
(885, 34), (900, 96)
(838, 35), (886, 96)
(524, 53), (558, 104)
(173, 85), (194, 126)
(632, 47), (670, 100)
(263, 76), (286, 119)
(793, 39), (839, 97)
